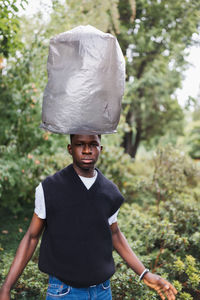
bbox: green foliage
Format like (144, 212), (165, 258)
(0, 53), (42, 153)
(0, 0), (27, 57)
(110, 196), (200, 299)
(99, 142), (200, 298)
(99, 138), (196, 300)
(48, 0), (121, 36)
(173, 256), (200, 298)
(99, 142), (200, 209)
(0, 35), (69, 213)
(192, 102), (200, 122)
(1, 1), (200, 299)
(178, 101), (200, 160)
(19, 0), (200, 160)
(1, 250), (47, 299)
(0, 209), (47, 299)
(185, 121), (200, 159)
(152, 146), (187, 199)
(0, 144), (71, 213)
(149, 145), (199, 213)
(117, 0), (200, 157)
(1, 144), (200, 299)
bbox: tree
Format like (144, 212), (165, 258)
(45, 0), (121, 36)
(0, 0), (27, 58)
(116, 0), (200, 157)
(0, 0), (122, 212)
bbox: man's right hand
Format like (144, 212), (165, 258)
(0, 287), (11, 300)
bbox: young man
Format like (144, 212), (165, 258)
(0, 135), (177, 300)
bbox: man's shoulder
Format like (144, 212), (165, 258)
(97, 169), (124, 208)
(97, 169), (120, 192)
(42, 164), (73, 185)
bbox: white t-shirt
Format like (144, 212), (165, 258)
(34, 170), (118, 225)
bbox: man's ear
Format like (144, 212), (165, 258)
(67, 144), (72, 155)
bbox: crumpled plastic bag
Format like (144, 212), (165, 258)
(40, 25), (125, 134)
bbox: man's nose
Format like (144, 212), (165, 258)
(82, 144), (92, 153)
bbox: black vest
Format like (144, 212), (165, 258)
(38, 164), (124, 287)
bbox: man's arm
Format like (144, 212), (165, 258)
(110, 222), (177, 300)
(0, 213), (45, 300)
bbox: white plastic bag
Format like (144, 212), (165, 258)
(40, 25), (125, 134)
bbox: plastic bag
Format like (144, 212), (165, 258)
(40, 25), (125, 134)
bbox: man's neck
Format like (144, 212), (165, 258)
(73, 164), (96, 178)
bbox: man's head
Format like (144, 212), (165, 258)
(68, 135), (102, 177)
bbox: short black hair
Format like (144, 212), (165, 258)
(70, 134), (101, 143)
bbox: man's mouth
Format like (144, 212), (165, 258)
(81, 158), (93, 163)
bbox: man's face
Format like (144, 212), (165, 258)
(67, 135), (102, 174)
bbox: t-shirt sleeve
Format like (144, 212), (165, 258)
(34, 183), (46, 219)
(108, 209), (119, 225)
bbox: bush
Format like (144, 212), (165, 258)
(1, 143), (200, 299)
(0, 146), (71, 213)
(111, 198), (200, 299)
(0, 46), (70, 213)
(99, 144), (200, 299)
(0, 249), (48, 299)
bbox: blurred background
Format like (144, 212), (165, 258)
(0, 0), (200, 299)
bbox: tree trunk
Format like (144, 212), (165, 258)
(122, 109), (142, 158)
(123, 125), (141, 158)
(131, 124), (141, 157)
